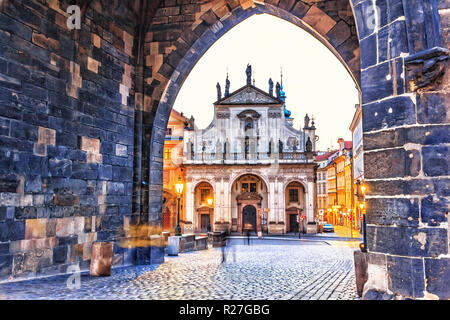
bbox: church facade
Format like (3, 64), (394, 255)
(182, 67), (318, 235)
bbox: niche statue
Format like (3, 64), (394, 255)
(306, 137), (312, 152)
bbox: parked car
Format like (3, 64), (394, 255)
(323, 223), (334, 233)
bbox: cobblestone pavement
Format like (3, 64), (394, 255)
(0, 239), (358, 300)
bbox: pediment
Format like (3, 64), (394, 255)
(217, 85), (282, 105)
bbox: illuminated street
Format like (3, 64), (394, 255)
(0, 239), (358, 300)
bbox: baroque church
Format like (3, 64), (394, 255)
(182, 65), (318, 235)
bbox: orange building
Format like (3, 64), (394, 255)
(325, 139), (353, 228)
(315, 150), (338, 223)
(350, 103), (364, 231)
(162, 110), (194, 233)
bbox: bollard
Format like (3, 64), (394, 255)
(168, 236), (180, 256)
(354, 250), (368, 297)
(90, 242), (113, 276)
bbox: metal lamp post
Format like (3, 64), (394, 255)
(207, 198), (213, 233)
(174, 176), (183, 236)
(360, 184), (367, 252)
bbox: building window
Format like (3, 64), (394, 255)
(289, 189), (299, 203)
(200, 188), (210, 203)
(163, 171), (170, 184)
(241, 182), (256, 193)
(245, 117), (253, 131)
(166, 127), (173, 136)
(164, 148), (171, 160)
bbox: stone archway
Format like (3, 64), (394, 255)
(192, 181), (215, 232)
(144, 1), (361, 227)
(285, 181), (306, 232)
(141, 0), (450, 299)
(0, 0), (448, 299)
(237, 193), (263, 233)
(230, 173), (268, 233)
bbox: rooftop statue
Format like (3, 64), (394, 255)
(304, 114), (310, 128)
(275, 82), (281, 98)
(269, 78), (273, 96)
(246, 64), (252, 85)
(225, 75), (230, 97)
(216, 82), (222, 101)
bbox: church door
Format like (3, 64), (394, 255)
(162, 208), (171, 231)
(242, 205), (256, 231)
(289, 214), (298, 233)
(200, 214), (210, 232)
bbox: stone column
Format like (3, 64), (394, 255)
(223, 178), (231, 231)
(213, 178), (221, 226)
(269, 179), (275, 223)
(237, 202), (242, 233)
(306, 179), (315, 222)
(184, 180), (194, 234)
(277, 178), (285, 230)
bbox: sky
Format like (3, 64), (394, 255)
(172, 14), (359, 151)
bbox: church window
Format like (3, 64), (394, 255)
(289, 189), (299, 203)
(241, 182), (257, 193)
(200, 188), (210, 203)
(245, 117), (253, 131)
(244, 136), (250, 159)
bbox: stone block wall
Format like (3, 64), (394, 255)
(352, 0), (449, 299)
(0, 0), (447, 299)
(0, 0), (137, 280)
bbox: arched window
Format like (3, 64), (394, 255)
(245, 136), (250, 159)
(244, 117), (253, 131)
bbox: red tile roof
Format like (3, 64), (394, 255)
(170, 108), (189, 121)
(315, 150), (338, 162)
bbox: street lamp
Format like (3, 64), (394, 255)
(174, 176), (183, 236)
(360, 184), (367, 194)
(359, 183), (367, 252)
(207, 197), (213, 233)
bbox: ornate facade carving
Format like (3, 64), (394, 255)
(268, 110), (282, 118)
(216, 111), (230, 119)
(405, 47), (449, 92)
(182, 70), (318, 234)
(220, 86), (280, 105)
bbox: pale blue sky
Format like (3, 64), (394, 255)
(173, 14), (359, 151)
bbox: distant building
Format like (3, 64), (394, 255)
(349, 103), (363, 230)
(182, 66), (318, 234)
(315, 150), (338, 222)
(162, 110), (194, 233)
(325, 139), (353, 227)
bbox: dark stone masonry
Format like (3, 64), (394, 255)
(0, 0), (448, 300)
